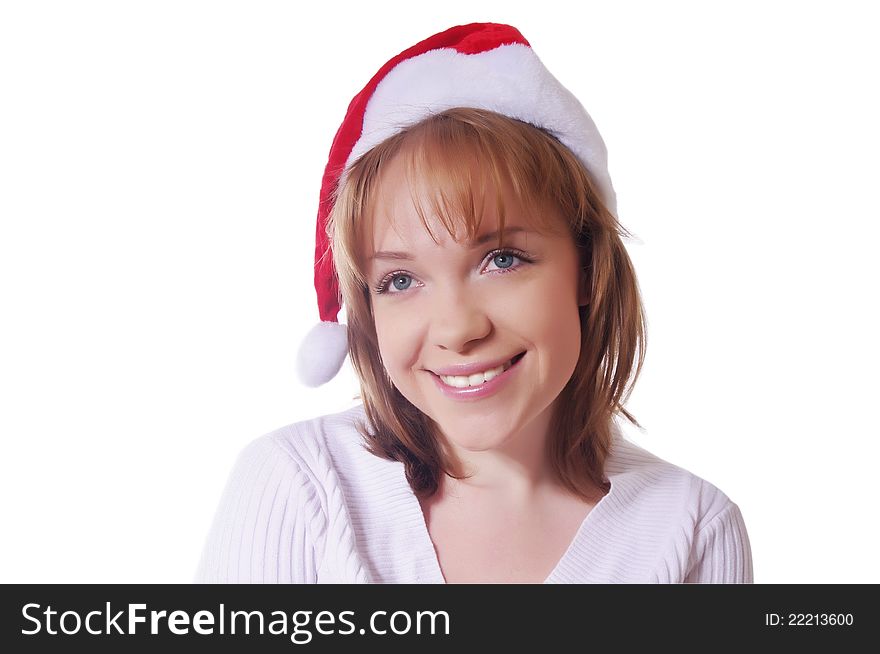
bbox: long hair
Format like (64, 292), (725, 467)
(327, 107), (646, 500)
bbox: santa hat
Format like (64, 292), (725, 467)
(296, 22), (616, 387)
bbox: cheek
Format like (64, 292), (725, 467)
(519, 272), (583, 356)
(373, 305), (418, 373)
(523, 299), (581, 350)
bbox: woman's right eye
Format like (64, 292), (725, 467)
(375, 272), (416, 295)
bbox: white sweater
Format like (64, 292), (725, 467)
(195, 404), (753, 583)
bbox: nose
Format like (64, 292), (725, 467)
(428, 286), (492, 352)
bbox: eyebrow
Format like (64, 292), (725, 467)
(370, 227), (532, 262)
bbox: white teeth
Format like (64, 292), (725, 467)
(439, 359), (513, 388)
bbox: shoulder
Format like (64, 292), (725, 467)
(241, 403), (374, 482)
(596, 424), (753, 582)
(605, 425), (743, 533)
(194, 404), (375, 583)
(206, 402), (375, 539)
(234, 402), (402, 515)
(257, 402), (368, 452)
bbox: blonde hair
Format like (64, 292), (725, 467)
(327, 107), (646, 500)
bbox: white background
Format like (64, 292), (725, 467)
(1, 0), (877, 583)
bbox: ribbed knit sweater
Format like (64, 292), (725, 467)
(195, 404), (753, 583)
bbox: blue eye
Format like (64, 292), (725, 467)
(373, 247), (532, 296)
(492, 253), (515, 269)
(374, 272), (417, 295)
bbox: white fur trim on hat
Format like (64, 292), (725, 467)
(343, 43), (616, 215)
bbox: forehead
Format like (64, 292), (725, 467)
(364, 150), (563, 256)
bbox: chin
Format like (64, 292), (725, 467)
(446, 433), (507, 453)
(433, 415), (520, 451)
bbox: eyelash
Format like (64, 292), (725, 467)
(373, 247), (533, 296)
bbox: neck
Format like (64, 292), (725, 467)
(440, 400), (560, 500)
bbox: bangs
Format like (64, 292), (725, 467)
(330, 108), (596, 291)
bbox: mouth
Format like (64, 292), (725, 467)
(433, 351), (526, 389)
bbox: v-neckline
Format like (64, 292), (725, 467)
(404, 473), (618, 584)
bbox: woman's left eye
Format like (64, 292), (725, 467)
(482, 247), (532, 274)
(486, 250), (518, 271)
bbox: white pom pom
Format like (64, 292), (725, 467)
(296, 321), (349, 387)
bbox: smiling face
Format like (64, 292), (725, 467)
(365, 151), (589, 458)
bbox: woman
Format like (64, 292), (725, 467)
(195, 22), (753, 584)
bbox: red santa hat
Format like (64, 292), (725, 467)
(296, 22), (617, 387)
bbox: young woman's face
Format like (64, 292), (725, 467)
(366, 154), (588, 454)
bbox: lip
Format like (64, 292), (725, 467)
(430, 352), (526, 401)
(429, 352), (524, 377)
